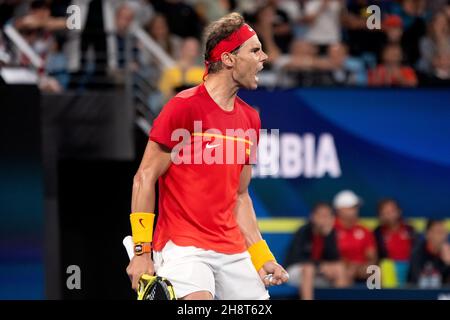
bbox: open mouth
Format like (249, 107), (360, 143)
(255, 65), (264, 82)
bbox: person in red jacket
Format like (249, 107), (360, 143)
(368, 44), (418, 87)
(374, 198), (417, 262)
(333, 190), (377, 283)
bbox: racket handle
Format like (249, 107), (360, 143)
(123, 235), (134, 260)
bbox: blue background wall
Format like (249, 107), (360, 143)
(240, 88), (450, 219)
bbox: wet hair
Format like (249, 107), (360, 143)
(203, 12), (245, 74)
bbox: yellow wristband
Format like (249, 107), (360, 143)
(130, 212), (155, 243)
(247, 240), (276, 271)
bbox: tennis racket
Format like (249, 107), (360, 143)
(123, 236), (177, 300)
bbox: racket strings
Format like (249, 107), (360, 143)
(138, 276), (176, 300)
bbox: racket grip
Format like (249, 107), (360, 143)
(123, 235), (134, 260)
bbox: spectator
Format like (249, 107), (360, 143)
(446, 1), (450, 21)
(323, 42), (367, 86)
(151, 0), (204, 39)
(333, 190), (377, 283)
(278, 39), (335, 86)
(342, 0), (386, 57)
(265, 0), (294, 53)
(158, 37), (203, 100)
(425, 0), (448, 16)
(46, 36), (70, 89)
(2, 1), (68, 92)
(71, 0), (109, 89)
(115, 3), (139, 71)
(116, 3), (136, 35)
(9, 3), (54, 72)
(277, 0), (303, 23)
(251, 4), (282, 64)
(144, 14), (182, 60)
(139, 13), (182, 111)
(236, 0), (267, 14)
(285, 202), (348, 300)
(382, 14), (404, 46)
(417, 12), (450, 75)
(48, 0), (72, 18)
(121, 0), (154, 27)
(193, 0), (235, 24)
(375, 14), (408, 67)
(301, 0), (344, 53)
(374, 198), (416, 262)
(17, 25), (53, 67)
(282, 41), (366, 86)
(279, 39), (331, 86)
(391, 0), (429, 30)
(431, 48), (450, 80)
(0, 0), (21, 28)
(420, 48), (450, 87)
(391, 0), (430, 65)
(14, 0), (66, 32)
(368, 44), (418, 87)
(281, 39), (318, 72)
(408, 219), (450, 288)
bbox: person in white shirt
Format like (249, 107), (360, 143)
(302, 0), (343, 49)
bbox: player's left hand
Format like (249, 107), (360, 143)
(258, 261), (289, 287)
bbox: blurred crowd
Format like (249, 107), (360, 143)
(285, 190), (450, 299)
(0, 0), (449, 95)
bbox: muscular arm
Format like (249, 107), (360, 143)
(127, 140), (172, 290)
(235, 165), (289, 286)
(234, 165), (262, 247)
(131, 140), (172, 213)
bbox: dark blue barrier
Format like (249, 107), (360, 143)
(315, 288), (450, 300)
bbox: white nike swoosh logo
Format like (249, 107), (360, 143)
(205, 143), (220, 149)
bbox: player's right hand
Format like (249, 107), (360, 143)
(126, 253), (154, 291)
(259, 261), (289, 286)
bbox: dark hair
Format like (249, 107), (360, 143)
(254, 3), (274, 22)
(31, 0), (49, 10)
(426, 218), (445, 232)
(147, 14), (173, 56)
(377, 198), (401, 214)
(203, 12), (245, 74)
(311, 202), (333, 214)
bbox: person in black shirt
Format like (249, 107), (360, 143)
(151, 0), (203, 39)
(408, 219), (450, 287)
(285, 202), (349, 300)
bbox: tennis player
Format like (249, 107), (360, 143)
(126, 12), (288, 300)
